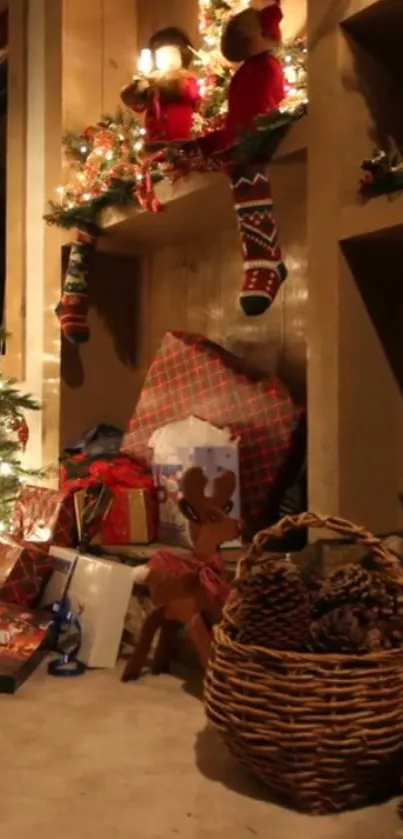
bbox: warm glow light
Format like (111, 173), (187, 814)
(155, 45), (182, 73)
(0, 462), (13, 477)
(137, 48), (153, 75)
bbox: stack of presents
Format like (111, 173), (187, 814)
(0, 331), (306, 693)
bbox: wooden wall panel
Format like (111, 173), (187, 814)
(60, 252), (143, 446)
(59, 0), (139, 452)
(4, 0), (27, 379)
(62, 0), (137, 131)
(61, 156), (307, 446)
(142, 157), (307, 403)
(136, 0), (199, 51)
(62, 0), (103, 130)
(43, 0), (63, 468)
(103, 0), (137, 113)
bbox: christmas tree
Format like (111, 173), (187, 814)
(193, 0), (308, 135)
(0, 364), (41, 531)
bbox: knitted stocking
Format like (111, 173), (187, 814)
(55, 223), (99, 344)
(229, 163), (287, 316)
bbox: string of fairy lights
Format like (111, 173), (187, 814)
(45, 0), (307, 229)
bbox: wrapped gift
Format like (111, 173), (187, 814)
(41, 547), (135, 668)
(150, 424), (241, 548)
(11, 486), (77, 548)
(74, 487), (155, 546)
(0, 536), (53, 608)
(0, 602), (53, 694)
(63, 456), (157, 547)
(122, 331), (302, 533)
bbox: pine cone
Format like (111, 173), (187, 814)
(384, 616), (403, 648)
(310, 604), (370, 654)
(362, 625), (384, 653)
(313, 564), (373, 618)
(233, 558), (311, 651)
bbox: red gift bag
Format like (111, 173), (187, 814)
(0, 536), (53, 608)
(122, 332), (301, 531)
(11, 486), (77, 548)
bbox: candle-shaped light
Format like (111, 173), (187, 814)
(155, 45), (182, 73)
(137, 48), (153, 75)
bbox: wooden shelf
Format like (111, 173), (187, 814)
(342, 0), (403, 79)
(340, 192), (403, 241)
(99, 171), (234, 254)
(98, 115), (308, 255)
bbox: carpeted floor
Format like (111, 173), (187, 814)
(0, 665), (402, 838)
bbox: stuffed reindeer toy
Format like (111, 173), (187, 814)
(122, 466), (241, 682)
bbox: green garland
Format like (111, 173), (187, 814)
(44, 103), (307, 231)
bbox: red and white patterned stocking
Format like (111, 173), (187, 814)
(229, 162), (287, 316)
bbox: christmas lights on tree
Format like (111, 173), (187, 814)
(0, 370), (41, 532)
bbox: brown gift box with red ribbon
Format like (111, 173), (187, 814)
(11, 486), (78, 548)
(74, 486), (155, 546)
(0, 535), (53, 608)
(62, 456), (158, 547)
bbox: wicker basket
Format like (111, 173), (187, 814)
(204, 512), (403, 815)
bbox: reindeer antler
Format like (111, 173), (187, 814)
(212, 470), (236, 508)
(180, 467), (210, 521)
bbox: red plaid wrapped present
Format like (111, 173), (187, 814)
(0, 535), (53, 608)
(11, 486), (77, 548)
(122, 332), (301, 531)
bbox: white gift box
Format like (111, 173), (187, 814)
(41, 547), (135, 669)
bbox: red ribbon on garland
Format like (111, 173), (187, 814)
(136, 155), (164, 213)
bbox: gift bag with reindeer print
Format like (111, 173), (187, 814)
(150, 417), (241, 550)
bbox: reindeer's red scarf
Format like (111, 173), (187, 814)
(147, 550), (229, 615)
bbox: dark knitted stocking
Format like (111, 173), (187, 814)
(55, 223), (99, 344)
(229, 163), (287, 316)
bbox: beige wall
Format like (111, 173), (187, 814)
(60, 155), (307, 447)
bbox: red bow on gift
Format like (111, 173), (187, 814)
(88, 459), (153, 489)
(63, 457), (154, 492)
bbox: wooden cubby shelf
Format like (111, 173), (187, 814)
(340, 193), (403, 241)
(342, 0), (403, 79)
(98, 115), (308, 255)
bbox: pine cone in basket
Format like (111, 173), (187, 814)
(310, 554), (403, 653)
(313, 558), (403, 616)
(313, 563), (374, 617)
(310, 604), (375, 654)
(232, 558), (311, 651)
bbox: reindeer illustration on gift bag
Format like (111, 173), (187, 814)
(122, 466), (241, 682)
